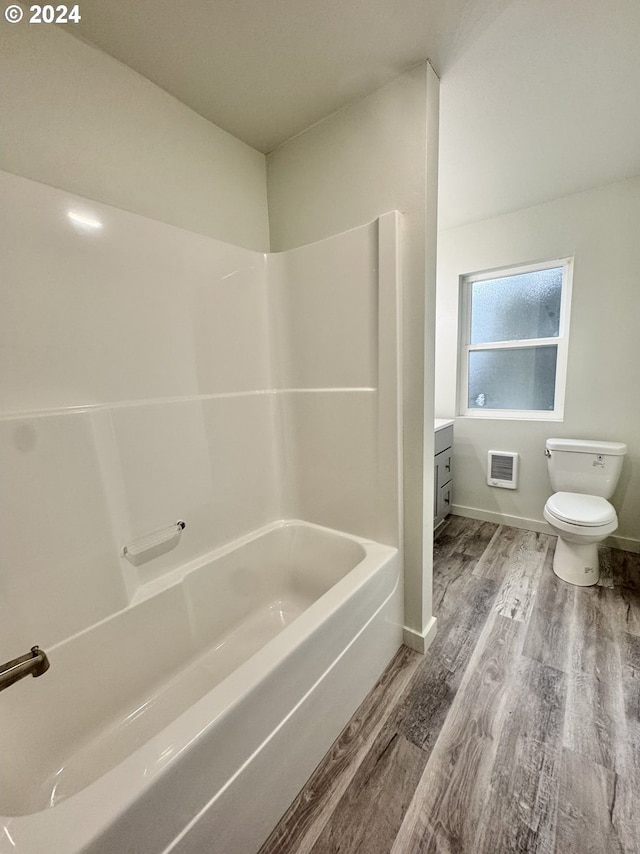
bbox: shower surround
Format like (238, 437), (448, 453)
(0, 171), (403, 853)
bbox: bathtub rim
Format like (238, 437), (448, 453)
(0, 519), (400, 852)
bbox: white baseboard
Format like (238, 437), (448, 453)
(606, 534), (640, 554)
(451, 504), (548, 534)
(403, 616), (438, 655)
(451, 504), (640, 554)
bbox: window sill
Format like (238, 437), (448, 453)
(460, 410), (564, 422)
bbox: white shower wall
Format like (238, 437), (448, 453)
(0, 171), (400, 658)
(268, 228), (382, 538)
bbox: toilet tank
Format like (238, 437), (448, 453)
(545, 438), (627, 498)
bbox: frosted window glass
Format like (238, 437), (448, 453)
(470, 268), (562, 344)
(468, 346), (557, 411)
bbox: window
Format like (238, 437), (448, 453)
(459, 258), (573, 420)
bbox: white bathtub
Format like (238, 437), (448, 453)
(0, 520), (402, 854)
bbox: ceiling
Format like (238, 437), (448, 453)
(67, 0), (513, 153)
(68, 0), (640, 229)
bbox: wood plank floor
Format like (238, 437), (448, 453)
(259, 516), (640, 854)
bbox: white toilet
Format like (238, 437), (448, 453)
(543, 438), (627, 586)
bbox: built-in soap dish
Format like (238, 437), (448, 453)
(122, 520), (186, 566)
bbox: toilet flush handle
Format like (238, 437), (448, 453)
(544, 449), (551, 458)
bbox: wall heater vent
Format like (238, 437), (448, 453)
(487, 451), (519, 489)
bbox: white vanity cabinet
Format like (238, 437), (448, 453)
(434, 419), (454, 529)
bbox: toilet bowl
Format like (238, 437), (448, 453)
(543, 491), (618, 586)
(543, 438), (626, 587)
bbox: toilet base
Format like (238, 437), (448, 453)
(552, 537), (600, 586)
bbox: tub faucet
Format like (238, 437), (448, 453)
(0, 645), (50, 692)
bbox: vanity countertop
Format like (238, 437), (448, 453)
(434, 418), (454, 431)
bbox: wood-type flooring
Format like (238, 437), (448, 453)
(259, 516), (640, 854)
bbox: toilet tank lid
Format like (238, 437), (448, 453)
(546, 438), (627, 455)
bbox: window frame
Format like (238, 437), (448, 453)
(458, 257), (574, 421)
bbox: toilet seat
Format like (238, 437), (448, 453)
(545, 492), (616, 527)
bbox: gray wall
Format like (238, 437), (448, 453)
(436, 178), (640, 550)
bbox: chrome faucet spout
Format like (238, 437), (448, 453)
(0, 645), (50, 692)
